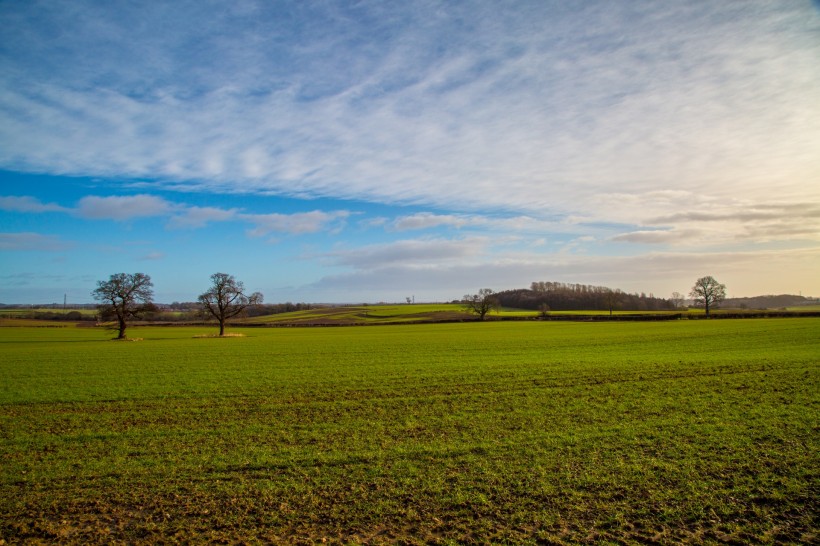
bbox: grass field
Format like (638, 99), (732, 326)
(1, 319), (818, 544)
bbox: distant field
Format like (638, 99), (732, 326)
(0, 308), (97, 317)
(1, 319), (818, 543)
(242, 303), (471, 325)
(0, 318), (72, 328)
(240, 303), (686, 325)
(787, 305), (820, 312)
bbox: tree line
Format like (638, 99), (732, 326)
(92, 272), (267, 339)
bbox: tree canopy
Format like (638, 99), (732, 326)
(198, 273), (263, 335)
(91, 272), (155, 339)
(463, 288), (500, 320)
(689, 276), (726, 317)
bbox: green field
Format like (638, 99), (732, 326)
(241, 303), (686, 325)
(1, 320), (818, 543)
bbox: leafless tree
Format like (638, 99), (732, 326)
(670, 291), (685, 309)
(689, 276), (726, 317)
(605, 289), (622, 316)
(91, 273), (155, 339)
(198, 273), (263, 335)
(463, 288), (500, 320)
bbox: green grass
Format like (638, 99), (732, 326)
(1, 320), (818, 544)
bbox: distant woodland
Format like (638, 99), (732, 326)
(495, 282), (675, 312)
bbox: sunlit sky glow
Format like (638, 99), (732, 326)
(1, 0), (819, 304)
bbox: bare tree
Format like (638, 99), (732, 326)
(670, 291), (685, 309)
(689, 276), (726, 317)
(91, 273), (155, 339)
(604, 289), (622, 316)
(198, 273), (263, 335)
(463, 288), (500, 320)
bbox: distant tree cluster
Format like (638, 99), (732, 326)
(495, 281), (675, 312)
(166, 301), (313, 318)
(245, 302), (314, 317)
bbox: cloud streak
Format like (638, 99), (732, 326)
(0, 196), (68, 213)
(0, 232), (72, 251)
(323, 237), (489, 269)
(75, 194), (173, 220)
(241, 210), (350, 237)
(1, 193), (351, 237)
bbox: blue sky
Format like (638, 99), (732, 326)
(1, 0), (819, 304)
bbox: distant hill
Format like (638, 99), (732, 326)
(721, 294), (816, 309)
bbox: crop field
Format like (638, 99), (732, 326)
(1, 319), (818, 544)
(241, 303), (685, 326)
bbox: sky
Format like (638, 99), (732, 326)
(1, 0), (819, 305)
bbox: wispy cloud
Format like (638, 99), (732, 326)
(0, 195), (69, 213)
(242, 210), (350, 237)
(611, 229), (702, 245)
(1, 1), (816, 229)
(167, 206), (238, 229)
(0, 232), (72, 251)
(612, 202), (820, 245)
(392, 213), (469, 231)
(324, 237), (488, 269)
(138, 251), (165, 261)
(76, 194), (173, 220)
(1, 193), (350, 237)
(389, 212), (578, 235)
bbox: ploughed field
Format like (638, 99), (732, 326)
(1, 319), (817, 544)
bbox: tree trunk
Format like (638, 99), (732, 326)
(117, 317), (127, 339)
(219, 319), (225, 336)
